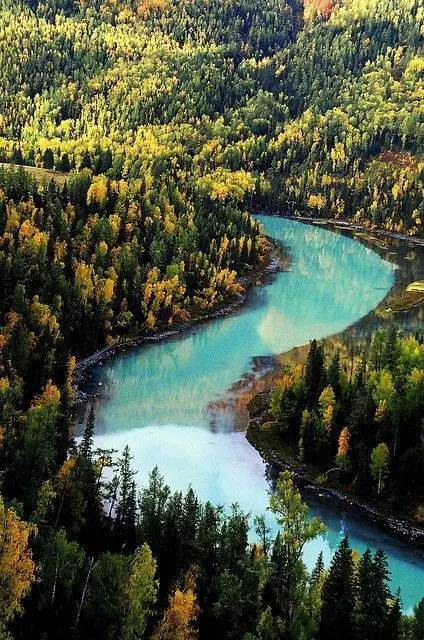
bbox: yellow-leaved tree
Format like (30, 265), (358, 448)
(0, 497), (36, 625)
(151, 569), (199, 640)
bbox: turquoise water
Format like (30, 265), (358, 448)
(90, 217), (424, 611)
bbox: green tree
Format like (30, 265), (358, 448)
(411, 598), (424, 640)
(115, 445), (137, 549)
(58, 153), (71, 172)
(37, 529), (85, 631)
(43, 148), (55, 169)
(122, 544), (158, 640)
(320, 536), (357, 640)
(357, 549), (391, 640)
(304, 340), (325, 407)
(370, 443), (390, 495)
(83, 552), (130, 639)
(267, 471), (325, 635)
(269, 471), (326, 564)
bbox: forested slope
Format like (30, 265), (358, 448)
(0, 0), (424, 638)
(0, 0), (422, 235)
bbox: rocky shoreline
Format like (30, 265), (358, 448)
(255, 210), (424, 247)
(264, 210), (424, 246)
(249, 419), (424, 547)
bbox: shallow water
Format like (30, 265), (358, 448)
(90, 217), (424, 610)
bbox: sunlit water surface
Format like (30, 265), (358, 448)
(90, 217), (424, 610)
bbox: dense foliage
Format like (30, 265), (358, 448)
(0, 0), (422, 235)
(0, 0), (423, 637)
(264, 330), (424, 516)
(4, 447), (423, 640)
(0, 163), (262, 517)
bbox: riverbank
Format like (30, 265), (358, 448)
(229, 223), (424, 545)
(256, 210), (424, 247)
(247, 404), (424, 546)
(224, 223), (424, 430)
(75, 236), (289, 385)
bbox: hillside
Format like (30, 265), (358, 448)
(0, 0), (422, 235)
(0, 0), (423, 638)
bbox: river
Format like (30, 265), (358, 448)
(87, 216), (424, 611)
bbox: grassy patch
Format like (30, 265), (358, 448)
(0, 163), (69, 185)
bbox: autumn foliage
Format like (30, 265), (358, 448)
(152, 570), (199, 640)
(0, 498), (36, 622)
(304, 0), (334, 20)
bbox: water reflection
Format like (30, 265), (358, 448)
(88, 217), (424, 610)
(92, 217), (396, 432)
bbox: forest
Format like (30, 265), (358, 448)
(0, 0), (423, 637)
(254, 330), (424, 517)
(0, 0), (422, 235)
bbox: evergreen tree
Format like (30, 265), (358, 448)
(137, 467), (170, 557)
(327, 353), (341, 398)
(311, 552), (324, 587)
(58, 153), (71, 172)
(276, 387), (297, 437)
(357, 549), (391, 640)
(305, 340), (325, 407)
(382, 327), (400, 371)
(320, 536), (357, 640)
(385, 597), (402, 640)
(101, 149), (113, 173)
(75, 406), (104, 550)
(412, 598), (424, 640)
(12, 147), (23, 165)
(299, 409), (318, 463)
(57, 355), (76, 463)
(43, 148), (55, 169)
(80, 152), (92, 170)
(79, 406), (95, 464)
(115, 446), (137, 550)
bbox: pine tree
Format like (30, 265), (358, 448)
(181, 488), (200, 568)
(381, 327), (400, 371)
(57, 355), (76, 463)
(320, 536), (357, 640)
(305, 340), (325, 407)
(327, 352), (341, 397)
(58, 153), (71, 172)
(357, 549), (390, 640)
(12, 147), (23, 165)
(254, 515), (272, 558)
(277, 386), (297, 437)
(299, 409), (318, 463)
(384, 597), (402, 640)
(101, 148), (113, 173)
(412, 598), (424, 640)
(76, 405), (104, 551)
(115, 445), (137, 550)
(79, 405), (95, 464)
(80, 151), (92, 170)
(138, 467), (170, 557)
(43, 148), (55, 169)
(311, 552), (324, 587)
